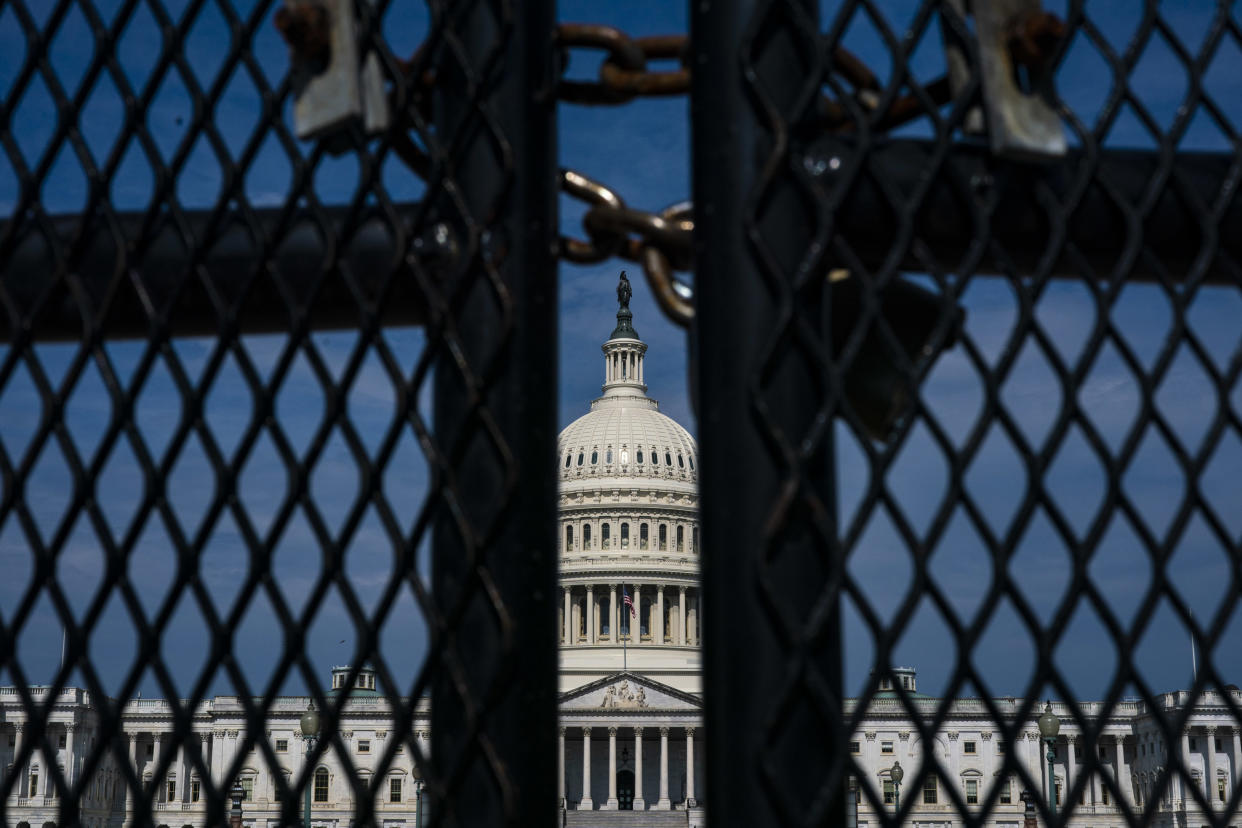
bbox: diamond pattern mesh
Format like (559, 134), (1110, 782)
(694, 2), (1242, 827)
(0, 1), (556, 827)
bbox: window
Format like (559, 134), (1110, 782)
(881, 741), (893, 754)
(883, 779), (895, 804)
(147, 743), (154, 759)
(591, 450), (598, 464)
(651, 448), (659, 465)
(665, 451), (672, 465)
(676, 526), (684, 550)
(241, 777), (254, 801)
(565, 525), (573, 551)
(1216, 737), (1224, 752)
(191, 779), (200, 802)
(1219, 777), (1227, 802)
(314, 769), (329, 803)
(390, 777), (403, 803)
(276, 739), (288, 753)
(677, 453), (684, 467)
(584, 524), (592, 548)
(30, 770), (38, 795)
(923, 777), (938, 804)
(1101, 785), (1110, 805)
(621, 523), (629, 549)
(602, 524), (610, 549)
(640, 523), (648, 549)
(358, 740), (371, 754)
(1190, 738), (1197, 750)
(576, 452), (583, 466)
(658, 524), (666, 550)
(965, 779), (978, 805)
(849, 741), (860, 754)
(167, 779), (176, 801)
(1054, 780), (1061, 806)
(606, 449), (612, 463)
(692, 528), (698, 552)
(621, 449), (628, 463)
(964, 741), (976, 754)
(636, 450), (643, 463)
(996, 739), (1006, 754)
(58, 734), (66, 749)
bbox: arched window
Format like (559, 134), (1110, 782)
(602, 524), (611, 549)
(314, 768), (330, 803)
(665, 451), (673, 466)
(640, 524), (649, 549)
(677, 453), (684, 468)
(606, 448), (613, 463)
(564, 453), (571, 468)
(591, 450), (598, 464)
(621, 448), (629, 463)
(676, 525), (684, 551)
(565, 525), (574, 551)
(577, 452), (584, 466)
(688, 456), (694, 470)
(621, 523), (629, 549)
(651, 448), (658, 465)
(692, 528), (699, 553)
(658, 525), (667, 550)
(637, 450), (644, 463)
(583, 524), (592, 548)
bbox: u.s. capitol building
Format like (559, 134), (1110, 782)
(3, 280), (1239, 828)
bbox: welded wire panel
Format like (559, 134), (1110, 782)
(694, 2), (1242, 827)
(0, 1), (557, 827)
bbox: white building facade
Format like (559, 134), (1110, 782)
(2, 280), (1239, 827)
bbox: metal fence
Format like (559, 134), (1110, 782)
(2, 1), (1241, 827)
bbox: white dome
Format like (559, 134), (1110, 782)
(558, 393), (698, 485)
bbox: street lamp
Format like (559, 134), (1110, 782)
(300, 700), (321, 828)
(412, 764), (425, 828)
(1037, 701), (1061, 817)
(229, 780), (244, 828)
(890, 760), (904, 813)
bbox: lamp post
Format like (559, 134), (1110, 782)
(413, 764), (425, 828)
(890, 760), (904, 813)
(1037, 701), (1061, 818)
(300, 700), (321, 828)
(229, 780), (244, 828)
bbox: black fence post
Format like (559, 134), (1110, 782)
(430, 1), (558, 826)
(692, 1), (846, 827)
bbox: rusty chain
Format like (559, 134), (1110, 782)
(275, 17), (1062, 330)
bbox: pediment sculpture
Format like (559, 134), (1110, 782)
(600, 679), (648, 709)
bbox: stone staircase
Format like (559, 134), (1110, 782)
(564, 808), (689, 827)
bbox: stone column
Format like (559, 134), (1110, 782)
(634, 727), (645, 810)
(154, 732), (165, 800)
(655, 585), (665, 645)
(656, 727), (670, 809)
(11, 723), (24, 797)
(126, 732), (138, 814)
(606, 727), (619, 809)
(1232, 728), (1241, 799)
(1066, 736), (1077, 807)
(557, 727), (566, 806)
(64, 725), (76, 792)
(580, 728), (593, 809)
(1115, 735), (1131, 807)
(686, 727), (696, 806)
(1207, 726), (1219, 808)
(586, 586), (595, 645)
(610, 585), (619, 644)
(563, 587), (572, 645)
(1181, 729), (1192, 804)
(678, 587), (686, 645)
(594, 597), (602, 645)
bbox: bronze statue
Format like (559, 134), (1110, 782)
(617, 271), (632, 309)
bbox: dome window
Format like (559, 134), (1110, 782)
(636, 450), (643, 463)
(621, 523), (629, 549)
(640, 523), (649, 550)
(621, 449), (629, 463)
(688, 456), (694, 470)
(650, 450), (657, 465)
(591, 451), (598, 464)
(665, 451), (673, 466)
(676, 525), (684, 551)
(677, 454), (684, 468)
(583, 524), (592, 548)
(658, 524), (667, 550)
(602, 523), (611, 549)
(565, 525), (574, 551)
(564, 453), (571, 468)
(606, 448), (613, 463)
(577, 452), (584, 466)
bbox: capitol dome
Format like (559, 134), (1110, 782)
(557, 273), (702, 694)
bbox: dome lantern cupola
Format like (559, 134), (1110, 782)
(601, 272), (648, 398)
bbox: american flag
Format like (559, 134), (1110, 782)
(622, 587), (636, 618)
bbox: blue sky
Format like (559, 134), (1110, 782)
(0, 0), (1240, 709)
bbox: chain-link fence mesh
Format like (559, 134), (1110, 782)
(0, 0), (556, 826)
(3, 1), (1242, 827)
